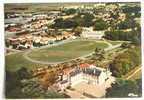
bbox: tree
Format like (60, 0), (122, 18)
(52, 18), (78, 29)
(40, 71), (57, 90)
(94, 48), (105, 61)
(122, 5), (140, 14)
(95, 47), (103, 55)
(121, 42), (131, 48)
(117, 18), (138, 30)
(52, 12), (95, 28)
(106, 79), (141, 97)
(52, 18), (63, 28)
(5, 40), (10, 47)
(72, 14), (84, 26)
(5, 69), (67, 98)
(70, 13), (95, 27)
(73, 26), (83, 36)
(104, 29), (141, 46)
(63, 8), (76, 15)
(117, 20), (130, 29)
(5, 70), (26, 98)
(63, 19), (78, 28)
(16, 67), (32, 80)
(83, 13), (95, 27)
(93, 19), (108, 30)
(136, 78), (142, 97)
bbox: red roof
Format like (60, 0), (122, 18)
(79, 63), (90, 69)
(8, 38), (18, 41)
(9, 27), (20, 32)
(63, 68), (73, 75)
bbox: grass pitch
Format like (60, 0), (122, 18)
(6, 40), (108, 71)
(28, 40), (108, 62)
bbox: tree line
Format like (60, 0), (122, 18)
(104, 27), (141, 45)
(5, 67), (69, 98)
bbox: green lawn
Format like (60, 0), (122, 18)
(28, 40), (108, 62)
(5, 52), (45, 72)
(6, 40), (108, 71)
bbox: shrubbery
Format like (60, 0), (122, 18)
(109, 47), (141, 77)
(106, 79), (142, 97)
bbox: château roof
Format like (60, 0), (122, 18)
(79, 63), (90, 69)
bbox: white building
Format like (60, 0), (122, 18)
(81, 27), (104, 39)
(58, 63), (114, 91)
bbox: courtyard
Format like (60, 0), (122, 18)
(65, 76), (115, 98)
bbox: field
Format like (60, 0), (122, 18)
(6, 40), (108, 71)
(27, 40), (108, 63)
(5, 52), (45, 72)
(5, 3), (101, 13)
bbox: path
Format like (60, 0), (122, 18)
(126, 67), (141, 80)
(5, 48), (22, 56)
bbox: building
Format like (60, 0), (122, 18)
(58, 63), (114, 91)
(81, 27), (104, 39)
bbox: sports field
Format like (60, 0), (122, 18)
(27, 40), (108, 63)
(6, 40), (109, 71)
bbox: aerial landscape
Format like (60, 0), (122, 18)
(5, 2), (141, 98)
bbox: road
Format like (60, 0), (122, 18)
(126, 67), (141, 80)
(23, 38), (122, 65)
(5, 48), (22, 56)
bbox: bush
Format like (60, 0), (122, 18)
(109, 47), (141, 77)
